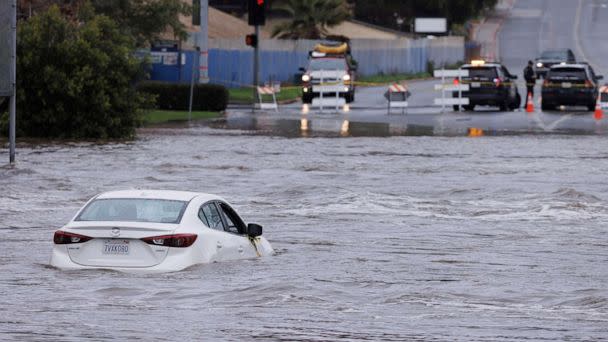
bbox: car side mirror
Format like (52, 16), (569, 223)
(299, 67), (306, 72)
(247, 223), (263, 237)
(597, 75), (604, 80)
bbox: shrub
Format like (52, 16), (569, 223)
(137, 81), (228, 112)
(12, 6), (151, 139)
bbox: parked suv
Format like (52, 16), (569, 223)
(541, 63), (603, 111)
(534, 49), (576, 78)
(300, 42), (357, 103)
(452, 61), (520, 111)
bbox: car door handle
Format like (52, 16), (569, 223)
(216, 241), (222, 249)
(238, 246), (244, 254)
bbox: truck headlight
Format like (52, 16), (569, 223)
(302, 74), (310, 82)
(536, 62), (543, 68)
(342, 74), (351, 81)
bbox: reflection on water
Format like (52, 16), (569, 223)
(208, 110), (608, 137)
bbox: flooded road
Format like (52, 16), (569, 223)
(1, 124), (608, 341)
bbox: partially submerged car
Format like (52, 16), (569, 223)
(50, 190), (273, 272)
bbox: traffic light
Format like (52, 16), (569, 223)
(248, 0), (266, 26)
(245, 34), (258, 48)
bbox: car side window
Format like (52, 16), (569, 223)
(198, 207), (209, 227)
(588, 67), (596, 80)
(200, 203), (225, 231)
(501, 66), (511, 78)
(218, 202), (246, 235)
(496, 67), (504, 79)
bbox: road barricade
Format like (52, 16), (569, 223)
(384, 83), (410, 114)
(433, 69), (470, 112)
(311, 69), (346, 112)
(257, 86), (278, 112)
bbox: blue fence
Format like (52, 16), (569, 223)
(150, 50), (200, 84)
(207, 49), (310, 88)
(150, 39), (457, 87)
(206, 48), (428, 88)
(352, 47), (428, 76)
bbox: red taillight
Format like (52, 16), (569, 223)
(141, 234), (197, 248)
(453, 78), (459, 85)
(54, 231), (93, 244)
(493, 78), (502, 87)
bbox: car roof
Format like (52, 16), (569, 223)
(96, 190), (217, 202)
(462, 63), (501, 68)
(549, 64), (587, 69)
(311, 56), (346, 60)
(542, 49), (571, 53)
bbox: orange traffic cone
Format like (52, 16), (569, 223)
(594, 99), (603, 120)
(526, 92), (534, 113)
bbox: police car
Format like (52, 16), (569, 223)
(541, 63), (603, 111)
(452, 60), (521, 111)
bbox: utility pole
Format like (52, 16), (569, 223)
(9, 0), (16, 164)
(198, 0), (209, 84)
(248, 0), (265, 109)
(253, 24), (260, 104)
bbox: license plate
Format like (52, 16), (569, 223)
(103, 240), (130, 255)
(562, 82), (572, 88)
(471, 82), (481, 88)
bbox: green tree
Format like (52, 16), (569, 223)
(87, 0), (192, 47)
(12, 6), (151, 139)
(17, 0), (192, 47)
(271, 0), (351, 39)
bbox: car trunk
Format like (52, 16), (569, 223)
(63, 222), (178, 268)
(546, 68), (588, 87)
(463, 67), (500, 94)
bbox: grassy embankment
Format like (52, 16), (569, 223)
(143, 110), (221, 125)
(228, 87), (302, 104)
(357, 72), (432, 85)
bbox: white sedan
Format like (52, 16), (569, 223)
(50, 190), (273, 272)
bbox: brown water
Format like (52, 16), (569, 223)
(1, 125), (608, 341)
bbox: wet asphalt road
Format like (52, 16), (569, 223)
(232, 0), (608, 136)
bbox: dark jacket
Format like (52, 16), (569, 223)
(524, 66), (536, 83)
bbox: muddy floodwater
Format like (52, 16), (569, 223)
(1, 124), (608, 341)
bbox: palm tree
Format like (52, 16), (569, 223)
(271, 0), (351, 39)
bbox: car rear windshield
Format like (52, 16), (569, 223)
(76, 198), (188, 223)
(308, 58), (347, 71)
(463, 67), (497, 80)
(540, 51), (568, 59)
(547, 68), (587, 81)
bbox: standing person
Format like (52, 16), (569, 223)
(523, 60), (536, 107)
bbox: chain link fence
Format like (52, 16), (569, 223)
(0, 1), (13, 97)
